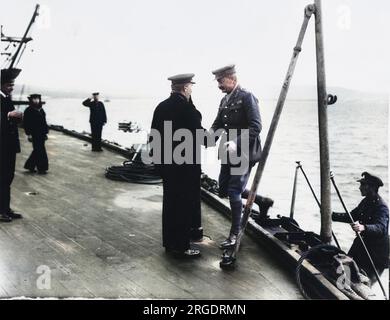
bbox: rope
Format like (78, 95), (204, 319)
(295, 244), (344, 299)
(105, 160), (162, 185)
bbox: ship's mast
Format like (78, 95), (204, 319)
(7, 4), (40, 69)
(314, 0), (332, 243)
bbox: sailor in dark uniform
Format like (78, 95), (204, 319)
(23, 94), (49, 174)
(150, 73), (203, 257)
(0, 68), (23, 222)
(332, 172), (389, 285)
(210, 65), (263, 248)
(82, 92), (107, 151)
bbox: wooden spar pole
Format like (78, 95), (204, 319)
(314, 0), (332, 243)
(240, 5), (315, 229)
(9, 4), (40, 69)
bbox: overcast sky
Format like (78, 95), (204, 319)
(1, 0), (389, 97)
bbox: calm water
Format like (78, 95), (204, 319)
(38, 94), (388, 270)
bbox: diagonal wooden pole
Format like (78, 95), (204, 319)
(221, 5), (316, 267)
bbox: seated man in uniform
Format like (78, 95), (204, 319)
(332, 172), (389, 285)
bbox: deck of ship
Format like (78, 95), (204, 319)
(0, 129), (302, 299)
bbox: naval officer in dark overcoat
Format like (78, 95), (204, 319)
(0, 68), (23, 222)
(82, 92), (107, 151)
(150, 73), (203, 257)
(210, 65), (262, 248)
(332, 172), (389, 285)
(23, 94), (49, 174)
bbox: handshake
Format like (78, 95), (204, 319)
(8, 110), (23, 122)
(223, 141), (237, 154)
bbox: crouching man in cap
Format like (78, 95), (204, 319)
(82, 92), (107, 152)
(332, 172), (389, 285)
(0, 68), (23, 222)
(23, 94), (49, 174)
(210, 65), (264, 249)
(149, 73), (204, 258)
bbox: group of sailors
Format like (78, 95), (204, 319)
(0, 65), (388, 287)
(0, 68), (107, 223)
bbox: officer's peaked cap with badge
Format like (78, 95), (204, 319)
(357, 172), (384, 188)
(168, 73), (196, 85)
(212, 64), (236, 80)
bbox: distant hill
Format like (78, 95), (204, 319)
(12, 84), (388, 103)
(261, 85), (388, 102)
(12, 84), (142, 100)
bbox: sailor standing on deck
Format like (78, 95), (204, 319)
(209, 65), (262, 249)
(23, 94), (49, 174)
(82, 92), (107, 152)
(150, 74), (203, 257)
(332, 172), (389, 285)
(0, 68), (24, 222)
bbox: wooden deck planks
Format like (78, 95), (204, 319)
(0, 130), (302, 299)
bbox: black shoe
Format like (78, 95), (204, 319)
(257, 196), (274, 216)
(190, 227), (204, 242)
(25, 168), (36, 173)
(37, 171), (47, 175)
(0, 214), (12, 223)
(183, 249), (201, 257)
(165, 247), (201, 258)
(219, 234), (238, 249)
(8, 209), (23, 219)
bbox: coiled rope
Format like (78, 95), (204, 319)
(295, 244), (344, 299)
(105, 160), (162, 184)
